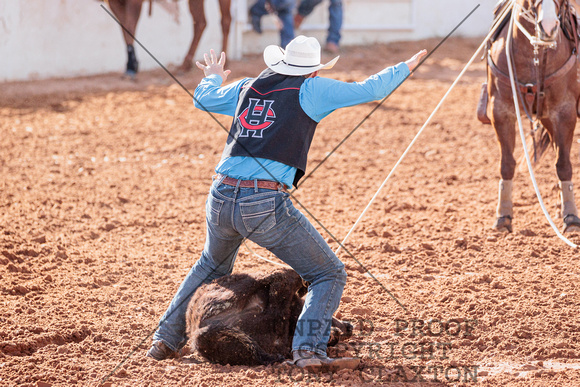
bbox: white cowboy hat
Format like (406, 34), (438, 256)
(263, 35), (339, 76)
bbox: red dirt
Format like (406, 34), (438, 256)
(1, 37), (580, 386)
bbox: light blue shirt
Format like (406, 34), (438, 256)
(194, 63), (410, 188)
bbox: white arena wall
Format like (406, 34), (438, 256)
(0, 0), (494, 82)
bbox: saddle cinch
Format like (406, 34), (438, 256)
(477, 1), (580, 124)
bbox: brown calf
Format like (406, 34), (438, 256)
(185, 268), (353, 366)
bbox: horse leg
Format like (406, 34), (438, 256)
(108, 0), (143, 78)
(559, 181), (580, 232)
(490, 96), (517, 232)
(180, 0), (207, 72)
(494, 179), (514, 232)
(123, 0), (143, 77)
(108, 0), (128, 43)
(541, 111), (580, 232)
(218, 0), (232, 54)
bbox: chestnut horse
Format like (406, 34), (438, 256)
(482, 0), (580, 232)
(107, 0), (231, 77)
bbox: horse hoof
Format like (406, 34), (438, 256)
(177, 61), (194, 74)
(122, 70), (137, 81)
(563, 214), (580, 233)
(493, 216), (512, 233)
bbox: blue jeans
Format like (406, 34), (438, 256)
(250, 0), (296, 48)
(153, 176), (347, 356)
(298, 0), (342, 45)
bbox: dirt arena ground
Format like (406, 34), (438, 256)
(2, 37), (580, 386)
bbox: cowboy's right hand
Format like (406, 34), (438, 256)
(196, 49), (231, 84)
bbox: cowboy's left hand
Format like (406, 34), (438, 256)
(405, 49), (428, 72)
(196, 49), (231, 84)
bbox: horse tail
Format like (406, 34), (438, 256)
(517, 126), (552, 172)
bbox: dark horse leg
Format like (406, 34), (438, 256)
(542, 109), (580, 232)
(108, 0), (143, 78)
(490, 90), (517, 232)
(179, 0), (231, 73)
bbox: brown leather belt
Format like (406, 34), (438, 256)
(217, 175), (287, 192)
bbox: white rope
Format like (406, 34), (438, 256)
(505, 7), (578, 248)
(242, 239), (291, 267)
(334, 2), (515, 256)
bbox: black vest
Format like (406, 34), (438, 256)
(221, 69), (318, 186)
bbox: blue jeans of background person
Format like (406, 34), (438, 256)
(298, 0), (342, 45)
(250, 0), (296, 48)
(153, 176), (347, 356)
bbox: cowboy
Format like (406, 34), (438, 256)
(147, 35), (426, 370)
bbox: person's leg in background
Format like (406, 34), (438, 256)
(270, 0), (296, 47)
(294, 0), (323, 29)
(250, 0), (269, 33)
(250, 0), (295, 47)
(294, 0), (342, 53)
(325, 0), (342, 53)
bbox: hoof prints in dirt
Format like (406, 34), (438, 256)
(0, 327), (91, 356)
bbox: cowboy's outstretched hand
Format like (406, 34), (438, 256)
(196, 49), (231, 84)
(405, 49), (428, 72)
